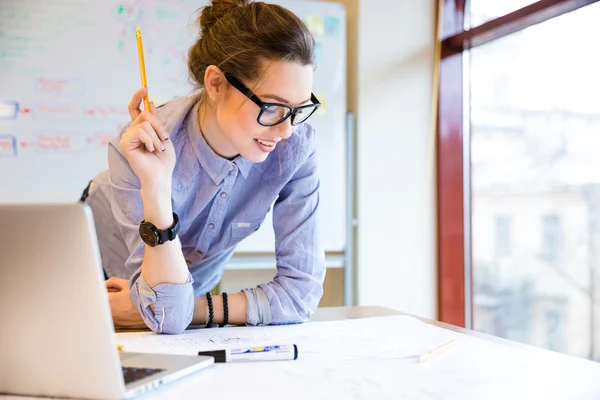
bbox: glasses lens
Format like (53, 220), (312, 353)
(291, 105), (318, 125)
(259, 105), (291, 126)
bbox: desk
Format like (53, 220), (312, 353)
(3, 306), (600, 399)
(313, 306), (554, 349)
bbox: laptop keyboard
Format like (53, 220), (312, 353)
(122, 367), (165, 384)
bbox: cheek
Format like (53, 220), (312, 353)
(232, 105), (267, 140)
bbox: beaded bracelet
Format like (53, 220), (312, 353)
(205, 292), (214, 328)
(220, 292), (229, 327)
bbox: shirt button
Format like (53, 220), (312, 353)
(220, 192), (227, 198)
(186, 259), (191, 265)
(196, 250), (203, 255)
(208, 223), (215, 230)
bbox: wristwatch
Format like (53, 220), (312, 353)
(139, 212), (180, 247)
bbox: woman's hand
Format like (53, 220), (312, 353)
(120, 87), (176, 188)
(105, 277), (146, 329)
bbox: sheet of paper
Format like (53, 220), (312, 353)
(116, 316), (600, 400)
(117, 315), (451, 359)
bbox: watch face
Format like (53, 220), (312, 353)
(139, 224), (158, 247)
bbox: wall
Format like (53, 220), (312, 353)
(337, 0), (437, 318)
(230, 0), (438, 317)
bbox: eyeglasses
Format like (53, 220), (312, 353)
(225, 73), (321, 127)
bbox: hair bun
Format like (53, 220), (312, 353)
(200, 0), (253, 33)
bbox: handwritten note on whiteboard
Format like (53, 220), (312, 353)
(0, 0), (348, 255)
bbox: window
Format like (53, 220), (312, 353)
(470, 6), (598, 359)
(541, 214), (562, 265)
(438, 0), (600, 361)
(494, 216), (511, 258)
(545, 309), (563, 352)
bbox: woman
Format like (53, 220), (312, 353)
(85, 0), (325, 334)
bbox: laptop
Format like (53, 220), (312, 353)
(0, 203), (214, 399)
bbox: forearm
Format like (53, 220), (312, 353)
(192, 292), (247, 326)
(140, 184), (189, 287)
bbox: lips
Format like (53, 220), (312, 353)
(254, 138), (278, 153)
(255, 138), (276, 147)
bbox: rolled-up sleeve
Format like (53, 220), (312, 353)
(251, 141), (326, 325)
(129, 267), (194, 334)
(106, 136), (194, 334)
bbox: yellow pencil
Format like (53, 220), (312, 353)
(418, 340), (456, 363)
(135, 27), (151, 112)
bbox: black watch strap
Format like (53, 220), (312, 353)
(139, 212), (180, 247)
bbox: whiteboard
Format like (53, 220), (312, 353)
(0, 0), (346, 252)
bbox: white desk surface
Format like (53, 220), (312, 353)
(3, 306), (600, 399)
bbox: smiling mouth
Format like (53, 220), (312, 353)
(254, 138), (276, 147)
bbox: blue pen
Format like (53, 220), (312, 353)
(198, 344), (298, 363)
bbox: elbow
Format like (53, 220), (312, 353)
(153, 287), (195, 334)
(296, 295), (320, 323)
(292, 296), (320, 323)
(148, 302), (194, 334)
(299, 277), (324, 321)
(276, 302), (315, 325)
(290, 311), (312, 325)
(298, 283), (324, 322)
(131, 277), (195, 334)
(158, 317), (191, 335)
(267, 277), (324, 325)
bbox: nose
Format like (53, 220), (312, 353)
(276, 117), (293, 140)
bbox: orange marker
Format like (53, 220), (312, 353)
(135, 27), (151, 112)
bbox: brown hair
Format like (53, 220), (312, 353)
(188, 0), (315, 93)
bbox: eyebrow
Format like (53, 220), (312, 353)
(261, 94), (312, 106)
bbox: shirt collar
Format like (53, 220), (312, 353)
(187, 101), (254, 185)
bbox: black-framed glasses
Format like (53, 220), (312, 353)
(225, 73), (321, 127)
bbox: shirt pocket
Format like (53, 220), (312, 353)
(231, 218), (264, 240)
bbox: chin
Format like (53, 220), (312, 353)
(243, 150), (270, 163)
(239, 139), (276, 163)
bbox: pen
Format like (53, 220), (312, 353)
(198, 344), (298, 363)
(418, 340), (456, 363)
(135, 27), (151, 112)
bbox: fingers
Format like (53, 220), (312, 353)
(120, 121), (166, 155)
(128, 87), (147, 121)
(133, 110), (169, 141)
(122, 92), (170, 156)
(138, 122), (166, 153)
(105, 276), (129, 291)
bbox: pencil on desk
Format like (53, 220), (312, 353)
(135, 27), (151, 112)
(418, 340), (456, 363)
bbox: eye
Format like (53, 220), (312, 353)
(263, 107), (278, 115)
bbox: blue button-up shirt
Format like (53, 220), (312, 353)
(86, 95), (325, 333)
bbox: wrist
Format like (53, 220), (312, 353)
(140, 178), (172, 198)
(193, 297), (207, 325)
(140, 186), (173, 229)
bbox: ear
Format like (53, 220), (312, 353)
(204, 65), (226, 100)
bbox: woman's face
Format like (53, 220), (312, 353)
(215, 60), (314, 163)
